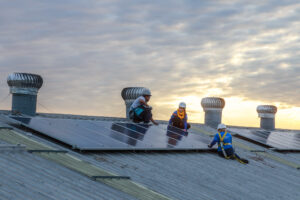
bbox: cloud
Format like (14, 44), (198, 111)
(0, 0), (299, 120)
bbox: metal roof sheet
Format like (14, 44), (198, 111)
(0, 151), (139, 200)
(0, 112), (300, 200)
(0, 128), (172, 200)
(79, 143), (300, 200)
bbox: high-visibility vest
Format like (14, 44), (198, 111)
(217, 131), (231, 159)
(217, 131), (232, 146)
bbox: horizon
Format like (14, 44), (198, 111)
(1, 83), (299, 130)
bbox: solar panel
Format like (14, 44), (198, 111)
(0, 122), (11, 129)
(9, 116), (214, 151)
(229, 127), (300, 151)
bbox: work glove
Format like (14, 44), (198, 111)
(207, 144), (212, 148)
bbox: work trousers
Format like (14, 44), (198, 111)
(171, 116), (191, 130)
(218, 147), (241, 160)
(133, 105), (152, 123)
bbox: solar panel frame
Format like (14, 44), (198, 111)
(8, 116), (215, 151)
(229, 127), (300, 151)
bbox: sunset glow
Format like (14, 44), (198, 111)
(0, 0), (299, 130)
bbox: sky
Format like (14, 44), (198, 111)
(0, 0), (299, 129)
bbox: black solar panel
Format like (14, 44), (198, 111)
(230, 128), (300, 150)
(10, 116), (214, 151)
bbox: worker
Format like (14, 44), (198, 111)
(168, 102), (191, 132)
(129, 88), (159, 125)
(208, 123), (248, 164)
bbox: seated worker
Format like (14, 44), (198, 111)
(168, 102), (191, 132)
(208, 123), (248, 164)
(129, 88), (158, 125)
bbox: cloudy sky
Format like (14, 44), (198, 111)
(0, 0), (299, 129)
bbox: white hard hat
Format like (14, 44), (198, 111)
(179, 102), (186, 108)
(217, 123), (226, 130)
(142, 88), (151, 96)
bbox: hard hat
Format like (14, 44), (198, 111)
(179, 102), (186, 108)
(217, 123), (226, 130)
(142, 88), (151, 96)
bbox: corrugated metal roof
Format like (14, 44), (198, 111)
(0, 128), (172, 200)
(0, 151), (139, 200)
(0, 122), (11, 129)
(75, 125), (300, 200)
(0, 112), (300, 200)
(76, 147), (300, 200)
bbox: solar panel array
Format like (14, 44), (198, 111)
(10, 116), (213, 151)
(229, 127), (300, 150)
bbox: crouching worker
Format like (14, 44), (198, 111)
(208, 124), (249, 164)
(129, 88), (158, 125)
(168, 102), (191, 132)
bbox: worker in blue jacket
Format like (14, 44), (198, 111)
(208, 124), (248, 164)
(169, 102), (191, 132)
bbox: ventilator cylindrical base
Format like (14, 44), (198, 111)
(204, 110), (222, 128)
(12, 94), (37, 116)
(260, 118), (275, 130)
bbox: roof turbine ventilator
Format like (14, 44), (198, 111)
(7, 72), (43, 116)
(121, 87), (149, 119)
(201, 97), (225, 128)
(257, 105), (277, 130)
